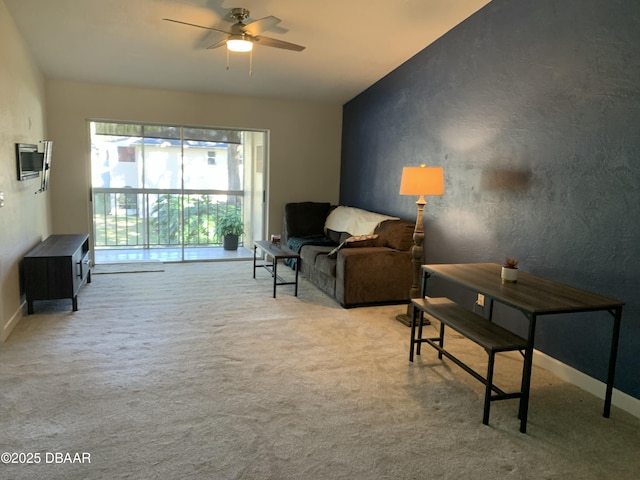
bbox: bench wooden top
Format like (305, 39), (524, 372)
(412, 297), (527, 352)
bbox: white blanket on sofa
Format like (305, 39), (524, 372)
(324, 206), (399, 236)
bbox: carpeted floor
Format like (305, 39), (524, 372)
(1, 262), (639, 479)
(92, 262), (165, 274)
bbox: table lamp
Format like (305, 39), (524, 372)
(396, 164), (445, 326)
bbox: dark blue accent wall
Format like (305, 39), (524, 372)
(341, 0), (640, 400)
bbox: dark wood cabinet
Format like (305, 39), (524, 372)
(23, 234), (91, 313)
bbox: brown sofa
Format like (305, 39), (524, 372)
(283, 202), (415, 307)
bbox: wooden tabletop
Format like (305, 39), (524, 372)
(423, 263), (624, 315)
(24, 234), (89, 258)
(255, 240), (299, 258)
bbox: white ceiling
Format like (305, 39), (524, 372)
(5, 0), (491, 104)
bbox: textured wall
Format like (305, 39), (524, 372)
(0, 0), (49, 340)
(341, 0), (640, 399)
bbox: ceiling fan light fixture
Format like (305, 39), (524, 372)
(227, 34), (253, 52)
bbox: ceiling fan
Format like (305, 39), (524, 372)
(163, 7), (306, 53)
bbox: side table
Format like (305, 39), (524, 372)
(253, 241), (300, 298)
(23, 234), (91, 313)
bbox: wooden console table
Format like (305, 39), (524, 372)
(23, 234), (91, 313)
(418, 263), (624, 433)
(253, 240), (300, 298)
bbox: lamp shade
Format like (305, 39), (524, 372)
(399, 165), (444, 196)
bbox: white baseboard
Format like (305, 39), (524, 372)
(534, 349), (640, 419)
(1, 301), (24, 342)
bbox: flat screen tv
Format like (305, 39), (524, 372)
(16, 143), (42, 181)
(16, 141), (53, 193)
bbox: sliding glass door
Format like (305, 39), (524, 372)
(90, 121), (266, 262)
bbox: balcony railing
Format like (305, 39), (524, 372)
(92, 188), (244, 249)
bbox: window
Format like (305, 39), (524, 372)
(90, 121), (266, 262)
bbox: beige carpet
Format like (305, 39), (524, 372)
(1, 262), (639, 480)
(92, 262), (165, 274)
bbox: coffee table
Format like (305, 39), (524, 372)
(253, 240), (300, 298)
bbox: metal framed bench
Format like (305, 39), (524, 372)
(410, 296), (527, 425)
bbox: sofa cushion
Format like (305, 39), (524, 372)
(314, 253), (337, 277)
(300, 244), (334, 267)
(327, 234), (380, 259)
(285, 202), (332, 238)
(374, 220), (415, 251)
(326, 228), (354, 245)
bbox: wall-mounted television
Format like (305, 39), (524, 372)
(16, 141), (53, 193)
(16, 143), (43, 180)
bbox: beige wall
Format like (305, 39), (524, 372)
(2, 0), (342, 340)
(0, 0), (50, 340)
(45, 80), (342, 244)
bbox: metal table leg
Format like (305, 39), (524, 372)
(604, 307), (622, 417)
(273, 256), (278, 298)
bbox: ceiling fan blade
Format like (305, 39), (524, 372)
(253, 35), (306, 52)
(163, 18), (230, 35)
(242, 15), (281, 37)
(206, 38), (228, 50)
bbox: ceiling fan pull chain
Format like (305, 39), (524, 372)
(249, 49), (253, 76)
